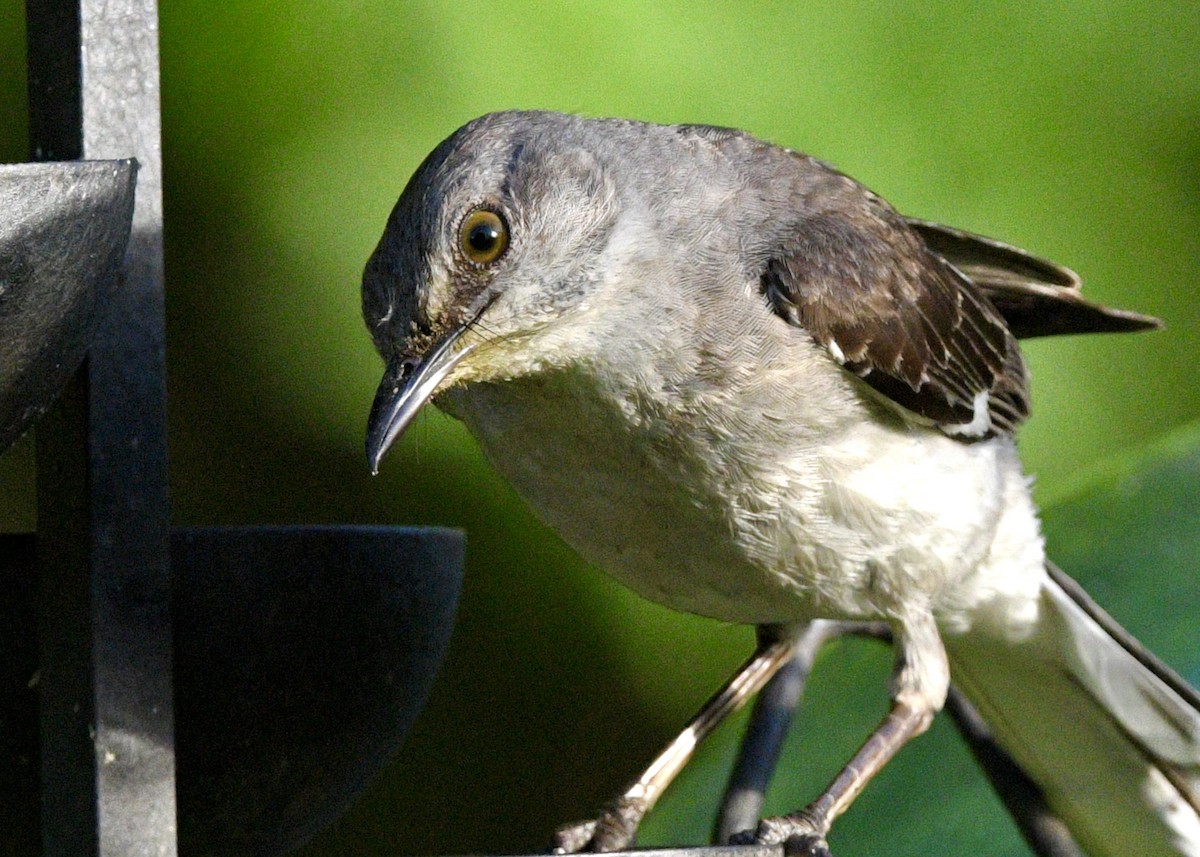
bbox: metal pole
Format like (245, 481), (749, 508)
(28, 0), (175, 853)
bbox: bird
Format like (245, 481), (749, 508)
(362, 110), (1200, 857)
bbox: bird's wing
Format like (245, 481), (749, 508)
(908, 218), (1162, 339)
(761, 174), (1030, 438)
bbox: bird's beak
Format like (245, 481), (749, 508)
(366, 325), (473, 474)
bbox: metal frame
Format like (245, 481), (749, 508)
(6, 3), (466, 855)
(28, 2), (175, 852)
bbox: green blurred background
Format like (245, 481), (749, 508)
(1, 2), (1198, 855)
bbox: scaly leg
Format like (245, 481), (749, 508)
(724, 621), (1083, 857)
(738, 615), (948, 856)
(716, 621), (888, 843)
(552, 625), (806, 853)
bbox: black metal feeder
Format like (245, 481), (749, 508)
(2, 2), (466, 855)
(0, 160), (135, 455)
(172, 526), (462, 855)
(0, 527), (463, 856)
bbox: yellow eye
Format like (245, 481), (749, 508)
(459, 208), (510, 266)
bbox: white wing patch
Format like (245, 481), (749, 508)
(826, 338), (847, 365)
(941, 389), (992, 438)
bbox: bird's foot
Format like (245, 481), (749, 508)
(550, 796), (649, 853)
(730, 810), (832, 857)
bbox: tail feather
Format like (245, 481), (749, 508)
(945, 564), (1200, 857)
(1046, 564), (1200, 793)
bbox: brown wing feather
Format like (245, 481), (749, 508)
(687, 125), (1157, 438)
(762, 169), (1030, 438)
(908, 219), (1162, 339)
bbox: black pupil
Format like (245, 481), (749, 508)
(469, 221), (499, 253)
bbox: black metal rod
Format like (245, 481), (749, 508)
(28, 0), (174, 854)
(715, 624), (846, 845)
(944, 687), (1084, 857)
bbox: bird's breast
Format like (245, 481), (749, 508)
(440, 367), (804, 622)
(439, 355), (1039, 628)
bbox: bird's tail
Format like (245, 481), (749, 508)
(944, 564), (1200, 857)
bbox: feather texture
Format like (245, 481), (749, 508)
(755, 165), (1029, 437)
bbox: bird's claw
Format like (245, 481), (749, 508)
(551, 819), (598, 854)
(550, 796), (649, 853)
(730, 812), (832, 857)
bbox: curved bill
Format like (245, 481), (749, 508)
(366, 325), (473, 474)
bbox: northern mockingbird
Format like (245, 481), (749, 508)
(362, 111), (1200, 857)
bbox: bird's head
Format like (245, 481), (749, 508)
(362, 111), (621, 473)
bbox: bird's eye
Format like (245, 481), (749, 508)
(459, 208), (510, 266)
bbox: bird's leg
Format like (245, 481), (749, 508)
(748, 698), (934, 856)
(551, 625), (804, 854)
(742, 616), (947, 857)
(716, 621), (887, 843)
(725, 621), (1083, 857)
